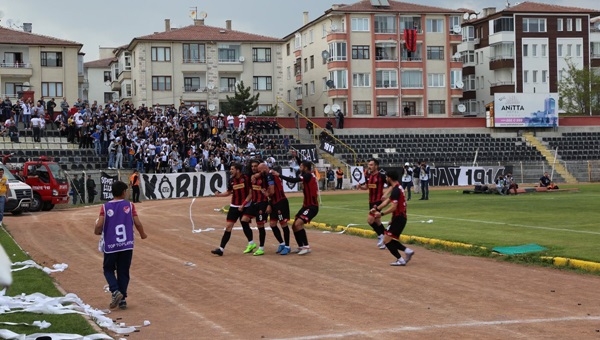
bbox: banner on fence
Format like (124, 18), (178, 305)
(350, 166), (365, 186)
(281, 169), (299, 193)
(319, 138), (336, 156)
(291, 144), (319, 162)
(100, 172), (119, 201)
(429, 166), (513, 186)
(141, 171), (228, 200)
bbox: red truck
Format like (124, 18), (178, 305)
(9, 156), (70, 211)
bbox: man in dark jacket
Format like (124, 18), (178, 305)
(86, 174), (96, 203)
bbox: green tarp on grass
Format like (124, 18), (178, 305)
(492, 243), (547, 255)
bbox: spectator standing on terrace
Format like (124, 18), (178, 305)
(326, 167), (335, 190)
(335, 167), (344, 190)
(337, 109), (344, 129)
(539, 172), (551, 187)
(419, 161), (430, 200)
(46, 98), (56, 123)
(31, 114), (42, 142)
(86, 174), (96, 204)
(401, 162), (413, 201)
(326, 120), (334, 135)
(60, 97), (69, 120)
(238, 111), (247, 131)
(412, 162), (421, 195)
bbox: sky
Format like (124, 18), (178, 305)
(1, 0), (599, 61)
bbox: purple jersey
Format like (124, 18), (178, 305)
(102, 200), (135, 253)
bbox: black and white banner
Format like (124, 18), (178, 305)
(281, 169), (299, 193)
(100, 172), (119, 201)
(141, 171), (228, 200)
(291, 144), (319, 162)
(429, 166), (513, 186)
(350, 166), (364, 186)
(319, 139), (336, 156)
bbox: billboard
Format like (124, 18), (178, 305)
(494, 93), (559, 128)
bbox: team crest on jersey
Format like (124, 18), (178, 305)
(106, 209), (114, 217)
(123, 206), (131, 214)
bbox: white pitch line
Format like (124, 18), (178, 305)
(274, 315), (600, 340)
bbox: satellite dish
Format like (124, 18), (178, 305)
(104, 80), (111, 86)
(235, 80), (241, 87)
(469, 13), (477, 20)
(595, 22), (600, 31)
(332, 104), (341, 112)
(458, 104), (467, 113)
(208, 104), (216, 111)
(6, 19), (13, 27)
(321, 50), (330, 60)
(324, 105), (331, 114)
(238, 56), (245, 62)
(463, 13), (470, 20)
(199, 11), (208, 19)
(330, 24), (338, 31)
(23, 82), (31, 88)
(452, 25), (462, 34)
(325, 80), (335, 89)
(453, 52), (461, 60)
(455, 81), (464, 89)
(207, 82), (215, 90)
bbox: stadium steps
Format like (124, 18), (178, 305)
(523, 132), (578, 184)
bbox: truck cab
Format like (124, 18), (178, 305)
(21, 158), (70, 211)
(0, 163), (32, 215)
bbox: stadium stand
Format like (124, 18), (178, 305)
(542, 132), (600, 161)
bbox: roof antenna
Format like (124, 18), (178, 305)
(506, 0), (511, 8)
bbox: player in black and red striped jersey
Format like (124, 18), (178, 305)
(211, 163), (254, 256)
(259, 164), (291, 255)
(370, 170), (415, 266)
(271, 160), (318, 255)
(358, 158), (387, 249)
(242, 159), (271, 256)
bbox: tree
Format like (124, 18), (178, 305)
(558, 59), (600, 115)
(223, 81), (259, 115)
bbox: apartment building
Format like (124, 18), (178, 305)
(105, 19), (283, 114)
(0, 24), (83, 103)
(282, 0), (464, 118)
(458, 2), (600, 115)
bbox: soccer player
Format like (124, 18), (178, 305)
(358, 158), (387, 249)
(370, 170), (415, 266)
(271, 161), (318, 255)
(260, 164), (291, 255)
(211, 163), (254, 256)
(95, 181), (148, 309)
(241, 159), (270, 256)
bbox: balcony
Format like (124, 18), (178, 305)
(0, 62), (33, 77)
(181, 59), (207, 72)
(490, 81), (515, 95)
(326, 29), (347, 42)
(489, 56), (515, 70)
(183, 86), (208, 93)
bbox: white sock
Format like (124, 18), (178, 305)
(406, 248), (413, 254)
(219, 247), (224, 251)
(249, 241), (255, 245)
(259, 246), (264, 250)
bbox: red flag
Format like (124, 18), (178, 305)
(403, 29), (417, 52)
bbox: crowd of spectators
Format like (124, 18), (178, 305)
(1, 96), (284, 173)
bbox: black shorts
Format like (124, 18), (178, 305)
(270, 199), (290, 224)
(244, 201), (269, 224)
(295, 205), (319, 223)
(368, 201), (383, 216)
(226, 206), (245, 223)
(384, 215), (407, 240)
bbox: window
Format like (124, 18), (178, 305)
(322, 24), (327, 38)
(184, 77), (202, 92)
(463, 75), (475, 91)
(309, 81), (315, 95)
(353, 101), (371, 115)
(352, 45), (370, 59)
(303, 33), (308, 47)
(541, 44), (547, 57)
(376, 101), (388, 116)
(523, 70), (529, 83)
(558, 44), (563, 57)
(286, 43), (290, 56)
(40, 52), (63, 67)
(352, 73), (370, 87)
(428, 73), (445, 87)
(450, 69), (463, 89)
(402, 101), (416, 116)
(183, 44), (206, 63)
(374, 16), (396, 33)
(103, 71), (111, 82)
(576, 44), (582, 57)
(426, 19), (444, 33)
(287, 66), (291, 80)
(304, 58), (308, 72)
(559, 70), (564, 81)
(253, 76), (272, 91)
(329, 70), (348, 89)
(378, 43), (399, 60)
(566, 18), (572, 31)
(221, 77), (236, 92)
(309, 30), (314, 44)
(567, 44), (572, 57)
(310, 55), (314, 69)
(461, 51), (475, 64)
(41, 82), (63, 97)
(399, 16), (422, 31)
(296, 86), (302, 99)
(104, 92), (113, 104)
(522, 18), (546, 32)
(287, 90), (291, 102)
(124, 53), (131, 70)
(533, 70), (538, 83)
(576, 18), (582, 31)
(294, 34), (302, 49)
(449, 16), (461, 32)
(532, 44), (537, 57)
(351, 18), (369, 31)
(490, 42), (514, 60)
(304, 83), (308, 96)
(523, 44), (529, 57)
(376, 70), (398, 88)
(152, 76), (172, 91)
(493, 17), (514, 33)
(542, 70), (548, 83)
(252, 48), (271, 62)
(329, 42), (347, 61)
(151, 47), (171, 62)
(322, 77), (328, 92)
(557, 18), (563, 32)
(426, 46), (444, 60)
(428, 100), (445, 114)
(592, 42), (600, 57)
(401, 43), (422, 61)
(401, 70), (423, 88)
(125, 84), (132, 97)
(218, 44), (240, 62)
(462, 26), (475, 41)
(257, 105), (273, 115)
